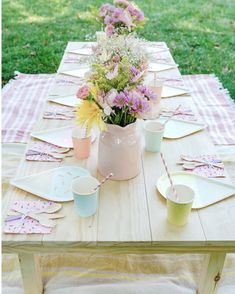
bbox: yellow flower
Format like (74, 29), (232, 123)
(76, 100), (106, 133)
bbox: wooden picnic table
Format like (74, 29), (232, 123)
(2, 42), (235, 294)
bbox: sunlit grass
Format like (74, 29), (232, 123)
(2, 0), (235, 99)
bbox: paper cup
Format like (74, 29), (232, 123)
(72, 176), (100, 217)
(152, 77), (164, 99)
(144, 121), (164, 152)
(166, 184), (195, 226)
(72, 128), (91, 159)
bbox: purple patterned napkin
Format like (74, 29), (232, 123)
(4, 200), (55, 234)
(26, 141), (66, 162)
(181, 154), (225, 178)
(161, 106), (197, 121)
(43, 105), (76, 120)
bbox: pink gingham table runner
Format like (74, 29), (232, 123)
(2, 72), (55, 143)
(2, 72), (235, 145)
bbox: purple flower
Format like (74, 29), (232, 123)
(113, 92), (128, 108)
(130, 67), (145, 83)
(131, 97), (150, 113)
(128, 5), (145, 21)
(117, 9), (133, 30)
(99, 4), (115, 17)
(104, 15), (113, 25)
(136, 85), (158, 101)
(106, 63), (119, 80)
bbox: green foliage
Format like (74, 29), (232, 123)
(92, 55), (132, 93)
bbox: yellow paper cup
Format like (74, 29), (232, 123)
(166, 184), (195, 226)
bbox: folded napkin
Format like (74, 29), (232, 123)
(149, 63), (178, 73)
(4, 200), (55, 234)
(161, 85), (190, 98)
(58, 68), (90, 79)
(180, 154), (225, 178)
(43, 105), (76, 120)
(161, 106), (197, 121)
(25, 141), (66, 162)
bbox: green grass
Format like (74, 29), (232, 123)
(2, 0), (235, 98)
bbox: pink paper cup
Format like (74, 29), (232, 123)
(72, 128), (91, 159)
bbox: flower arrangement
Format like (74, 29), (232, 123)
(97, 0), (146, 36)
(76, 35), (158, 133)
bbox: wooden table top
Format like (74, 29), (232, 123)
(3, 42), (235, 254)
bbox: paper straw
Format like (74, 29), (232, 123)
(93, 173), (114, 192)
(163, 104), (181, 126)
(160, 152), (178, 201)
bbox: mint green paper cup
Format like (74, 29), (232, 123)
(144, 121), (164, 152)
(72, 176), (100, 217)
(166, 185), (195, 226)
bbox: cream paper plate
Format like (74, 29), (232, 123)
(157, 117), (206, 139)
(11, 166), (90, 202)
(48, 95), (81, 107)
(148, 63), (178, 73)
(31, 126), (96, 148)
(67, 48), (93, 55)
(161, 85), (190, 98)
(58, 67), (90, 78)
(156, 171), (235, 209)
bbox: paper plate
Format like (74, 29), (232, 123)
(157, 117), (206, 139)
(58, 68), (90, 78)
(48, 95), (81, 107)
(161, 85), (190, 98)
(146, 47), (169, 54)
(11, 166), (90, 202)
(156, 171), (235, 209)
(31, 126), (96, 148)
(148, 63), (178, 72)
(66, 48), (93, 55)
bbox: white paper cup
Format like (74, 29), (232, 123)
(72, 176), (100, 217)
(144, 121), (165, 152)
(166, 184), (195, 226)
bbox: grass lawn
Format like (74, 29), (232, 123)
(2, 0), (235, 98)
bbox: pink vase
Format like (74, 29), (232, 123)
(97, 122), (141, 180)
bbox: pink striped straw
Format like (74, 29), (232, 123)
(163, 104), (181, 126)
(160, 152), (178, 201)
(93, 173), (114, 192)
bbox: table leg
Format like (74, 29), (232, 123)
(198, 252), (226, 294)
(18, 253), (43, 294)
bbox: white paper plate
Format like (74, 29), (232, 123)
(11, 166), (90, 202)
(156, 171), (235, 209)
(156, 117), (206, 139)
(148, 63), (178, 72)
(58, 68), (90, 78)
(67, 48), (93, 55)
(161, 85), (190, 98)
(146, 47), (169, 54)
(48, 95), (81, 107)
(31, 126), (96, 148)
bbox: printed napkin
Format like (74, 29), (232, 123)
(26, 141), (64, 162)
(43, 105), (75, 120)
(181, 154), (225, 178)
(4, 200), (55, 234)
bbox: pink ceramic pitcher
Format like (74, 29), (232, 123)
(97, 122), (141, 180)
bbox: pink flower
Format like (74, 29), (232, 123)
(76, 85), (89, 99)
(105, 23), (115, 36)
(99, 4), (115, 17)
